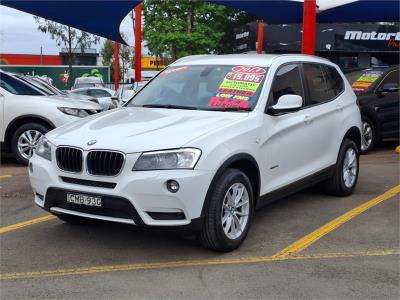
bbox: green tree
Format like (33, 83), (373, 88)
(34, 17), (100, 79)
(101, 36), (133, 82)
(143, 0), (256, 60)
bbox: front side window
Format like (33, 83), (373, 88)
(377, 70), (399, 91)
(127, 65), (268, 111)
(269, 64), (304, 106)
(303, 63), (331, 105)
(0, 73), (43, 96)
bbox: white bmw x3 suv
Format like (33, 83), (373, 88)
(29, 54), (361, 251)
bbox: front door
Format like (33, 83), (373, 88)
(374, 69), (399, 139)
(259, 63), (314, 194)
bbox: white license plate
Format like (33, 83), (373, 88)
(66, 193), (102, 207)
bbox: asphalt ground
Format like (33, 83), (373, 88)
(1, 142), (399, 299)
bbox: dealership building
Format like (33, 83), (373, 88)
(235, 23), (399, 71)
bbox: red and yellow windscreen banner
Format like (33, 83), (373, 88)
(352, 70), (384, 92)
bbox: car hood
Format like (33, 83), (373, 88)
(47, 107), (249, 153)
(47, 95), (102, 110)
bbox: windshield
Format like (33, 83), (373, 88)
(14, 75), (54, 96)
(346, 69), (385, 93)
(21, 76), (58, 96)
(74, 83), (99, 89)
(127, 65), (268, 111)
(33, 77), (65, 94)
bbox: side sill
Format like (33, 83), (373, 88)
(256, 165), (335, 209)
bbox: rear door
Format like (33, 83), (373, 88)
(374, 69), (399, 138)
(300, 63), (346, 170)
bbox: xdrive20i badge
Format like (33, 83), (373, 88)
(87, 140), (97, 146)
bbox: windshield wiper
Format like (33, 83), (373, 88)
(141, 104), (198, 110)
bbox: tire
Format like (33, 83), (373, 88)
(198, 168), (254, 252)
(361, 116), (375, 154)
(11, 123), (50, 165)
(57, 214), (89, 225)
(324, 139), (359, 196)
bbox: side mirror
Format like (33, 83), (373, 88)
(271, 94), (303, 112)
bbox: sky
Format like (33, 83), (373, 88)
(0, 5), (134, 55)
(0, 0), (357, 55)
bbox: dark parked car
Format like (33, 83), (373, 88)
(346, 66), (399, 153)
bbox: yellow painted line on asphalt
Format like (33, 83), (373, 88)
(1, 249), (398, 280)
(0, 215), (56, 234)
(0, 174), (13, 179)
(272, 185), (400, 259)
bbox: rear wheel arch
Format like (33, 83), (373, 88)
(4, 115), (55, 150)
(201, 153), (261, 219)
(342, 126), (362, 154)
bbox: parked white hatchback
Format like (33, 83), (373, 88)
(29, 54), (361, 251)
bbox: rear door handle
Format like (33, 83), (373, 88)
(304, 115), (313, 124)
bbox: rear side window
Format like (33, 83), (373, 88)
(303, 64), (330, 105)
(323, 65), (344, 98)
(270, 64), (304, 106)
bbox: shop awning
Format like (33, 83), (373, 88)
(1, 1), (399, 44)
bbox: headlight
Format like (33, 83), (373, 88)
(133, 148), (201, 170)
(58, 107), (89, 117)
(35, 137), (52, 161)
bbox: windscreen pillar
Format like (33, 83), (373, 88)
(114, 42), (120, 90)
(134, 3), (142, 82)
(301, 0), (316, 55)
(257, 21), (264, 54)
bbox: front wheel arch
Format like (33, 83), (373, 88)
(5, 115), (55, 151)
(200, 153), (261, 220)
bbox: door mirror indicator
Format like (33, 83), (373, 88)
(270, 94), (303, 112)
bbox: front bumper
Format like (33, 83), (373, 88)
(29, 154), (214, 227)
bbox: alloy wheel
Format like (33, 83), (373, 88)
(342, 147), (358, 188)
(221, 182), (250, 240)
(361, 121), (373, 151)
(17, 130), (43, 160)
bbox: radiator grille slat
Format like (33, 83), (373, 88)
(87, 151), (124, 176)
(56, 147), (83, 173)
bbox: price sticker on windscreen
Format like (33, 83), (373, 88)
(208, 66), (266, 109)
(352, 70), (384, 92)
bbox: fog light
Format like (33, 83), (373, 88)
(166, 180), (179, 193)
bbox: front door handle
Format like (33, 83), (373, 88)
(304, 115), (313, 124)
